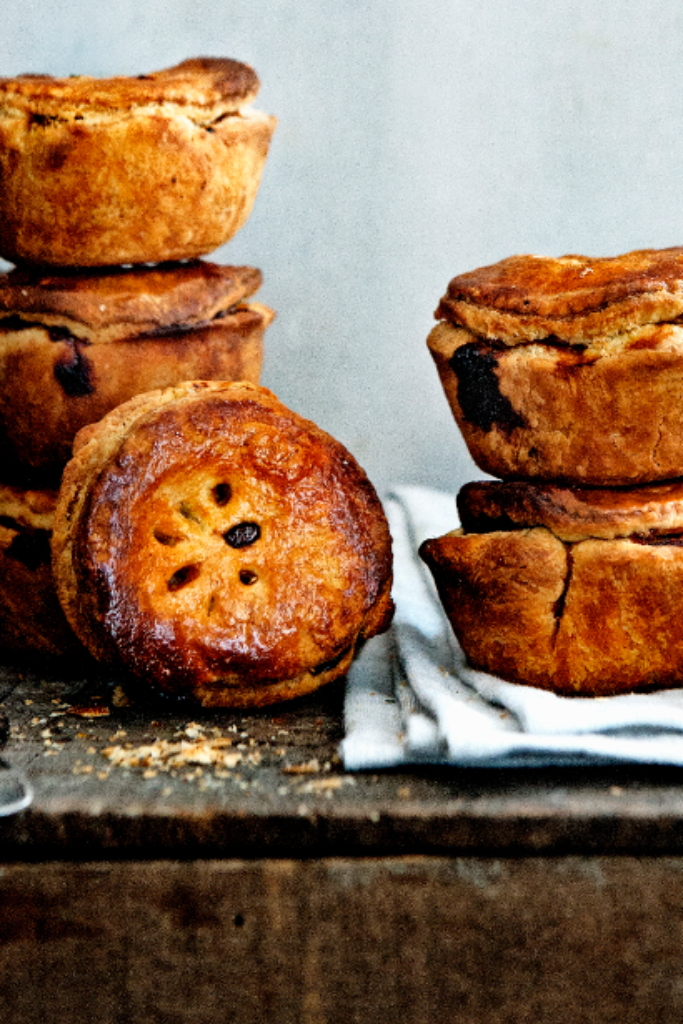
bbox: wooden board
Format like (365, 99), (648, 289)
(3, 654), (683, 858)
(2, 855), (683, 1023)
(4, 656), (683, 1021)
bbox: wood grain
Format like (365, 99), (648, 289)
(2, 856), (683, 1023)
(3, 656), (683, 857)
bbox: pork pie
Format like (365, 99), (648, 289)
(0, 261), (273, 484)
(0, 482), (82, 657)
(0, 57), (276, 266)
(429, 247), (683, 484)
(52, 381), (394, 707)
(420, 478), (683, 696)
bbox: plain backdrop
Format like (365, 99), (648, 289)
(3, 1), (683, 497)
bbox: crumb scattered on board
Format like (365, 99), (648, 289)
(14, 689), (360, 797)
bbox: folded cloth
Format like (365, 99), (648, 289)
(341, 485), (683, 770)
(0, 712), (32, 816)
(0, 758), (33, 816)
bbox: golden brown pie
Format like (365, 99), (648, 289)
(429, 247), (683, 484)
(420, 478), (683, 696)
(0, 482), (82, 657)
(0, 261), (273, 484)
(52, 381), (394, 707)
(0, 57), (276, 266)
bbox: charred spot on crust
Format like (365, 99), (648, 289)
(53, 338), (95, 397)
(224, 522), (261, 548)
(44, 142), (72, 173)
(28, 112), (54, 128)
(4, 526), (52, 570)
(0, 314), (44, 332)
(449, 341), (525, 433)
(136, 320), (204, 339)
(631, 532), (683, 547)
(0, 315), (94, 372)
(47, 325), (81, 343)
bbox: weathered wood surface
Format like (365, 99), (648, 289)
(2, 855), (683, 1024)
(3, 654), (683, 858)
(4, 657), (683, 1022)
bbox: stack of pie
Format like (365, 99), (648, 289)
(0, 58), (394, 710)
(0, 58), (276, 658)
(421, 247), (683, 695)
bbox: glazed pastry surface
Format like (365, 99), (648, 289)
(53, 382), (394, 707)
(436, 247), (683, 344)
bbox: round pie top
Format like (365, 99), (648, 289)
(53, 382), (394, 707)
(436, 247), (683, 344)
(0, 57), (261, 118)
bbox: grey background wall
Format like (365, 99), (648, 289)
(3, 2), (683, 496)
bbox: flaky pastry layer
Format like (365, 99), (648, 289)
(0, 58), (276, 265)
(458, 477), (683, 542)
(0, 262), (273, 484)
(436, 247), (683, 344)
(421, 525), (683, 696)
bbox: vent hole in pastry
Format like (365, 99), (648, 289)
(239, 569), (258, 586)
(154, 529), (183, 547)
(224, 522), (261, 548)
(167, 563), (202, 592)
(179, 502), (203, 525)
(212, 483), (232, 506)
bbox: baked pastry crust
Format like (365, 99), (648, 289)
(0, 58), (276, 266)
(430, 247), (683, 483)
(0, 261), (273, 484)
(0, 482), (82, 657)
(436, 247), (683, 344)
(427, 318), (683, 484)
(420, 523), (683, 697)
(52, 381), (394, 708)
(458, 477), (683, 542)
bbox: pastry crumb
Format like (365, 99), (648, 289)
(103, 736), (243, 772)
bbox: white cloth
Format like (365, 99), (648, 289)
(0, 758), (33, 816)
(341, 485), (683, 770)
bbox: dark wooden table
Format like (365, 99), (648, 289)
(3, 653), (683, 1023)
